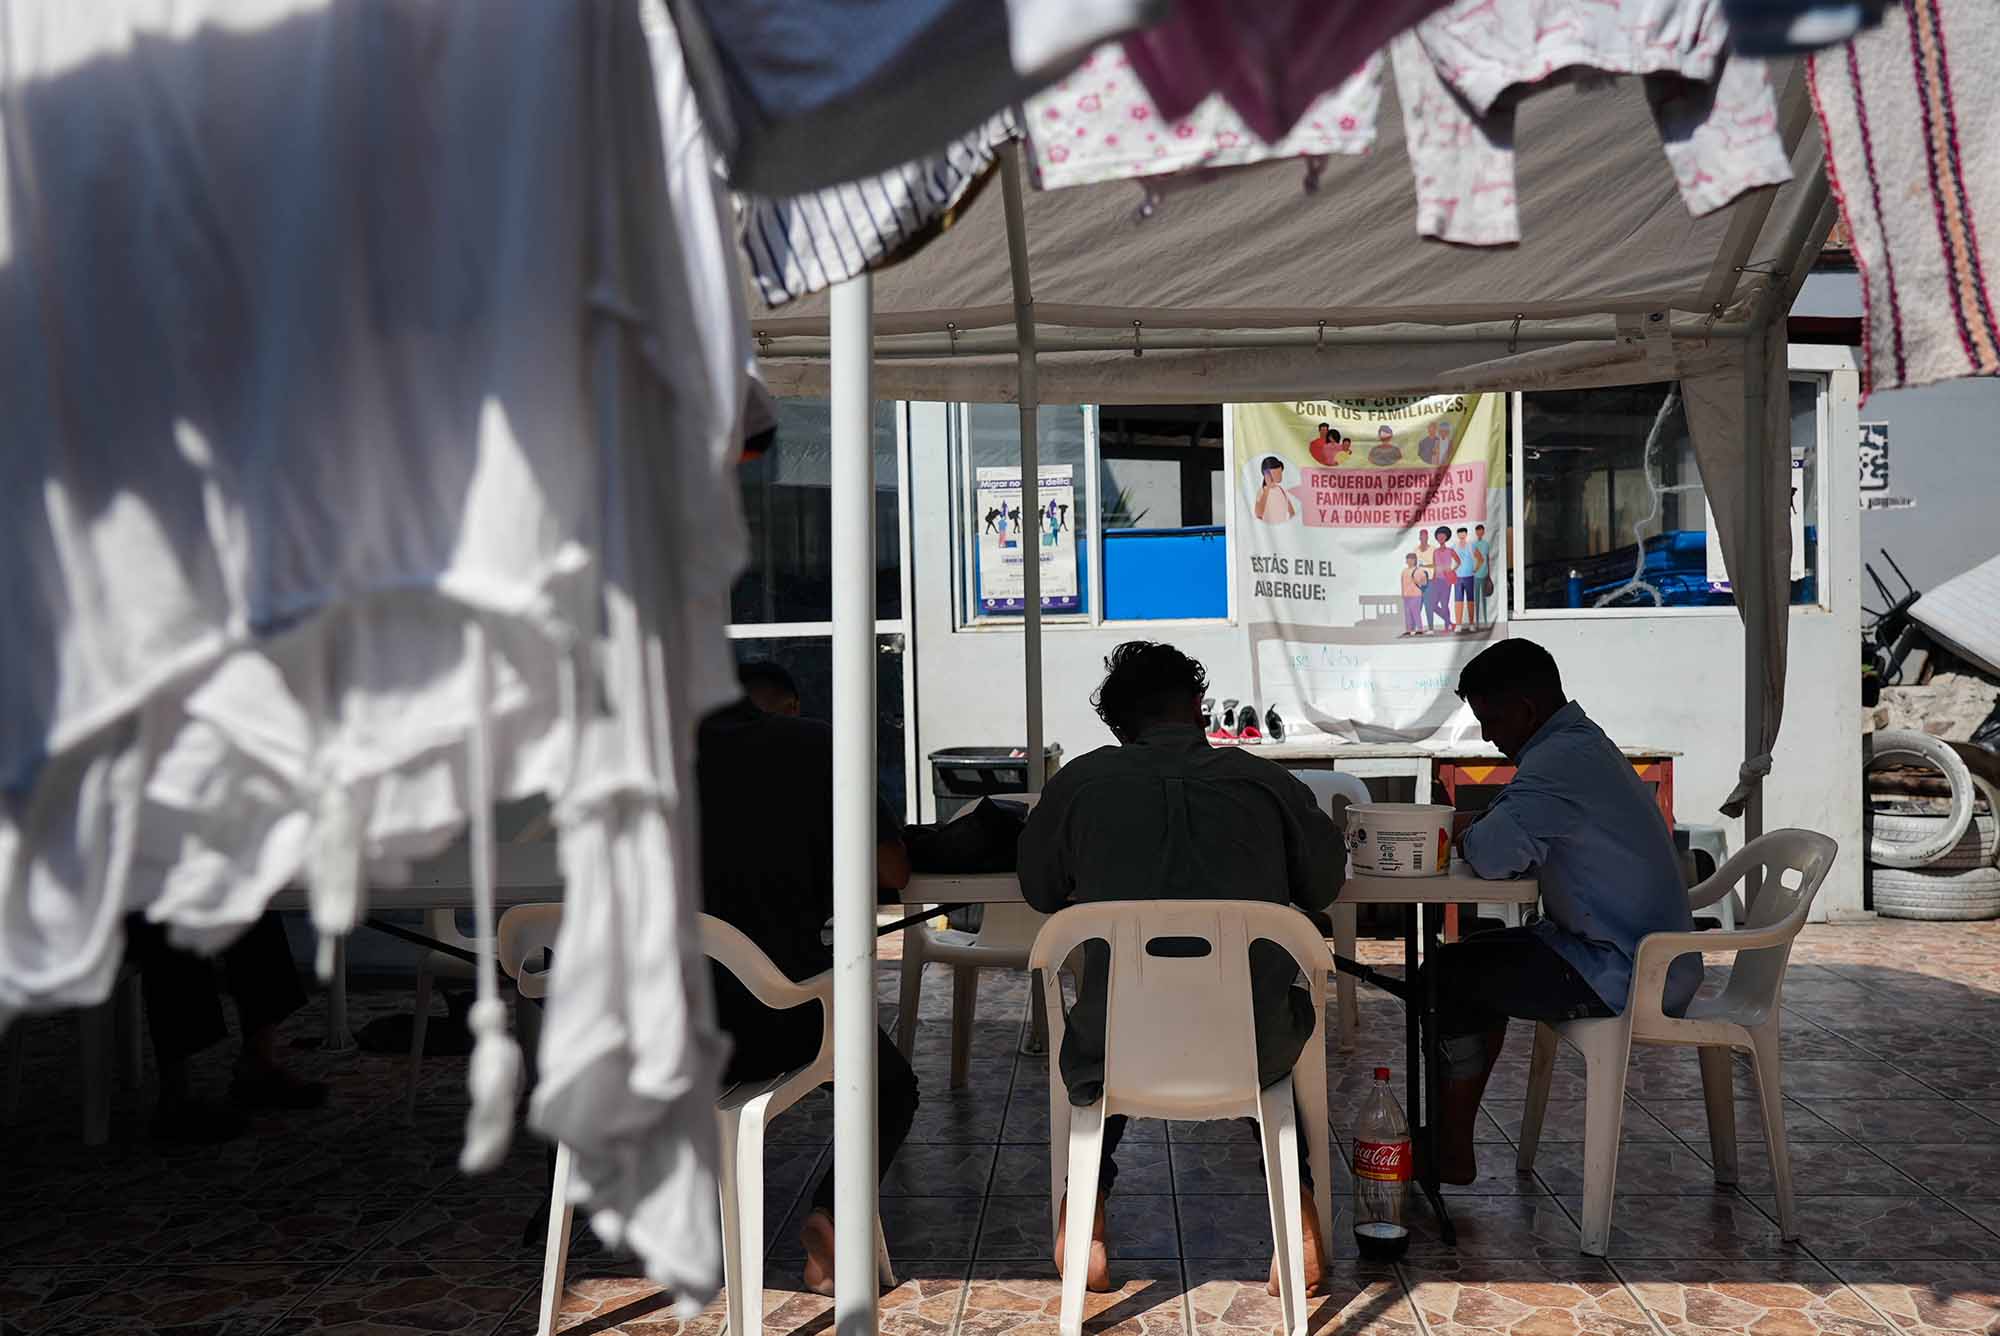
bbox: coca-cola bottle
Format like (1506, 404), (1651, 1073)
(1351, 1066), (1412, 1260)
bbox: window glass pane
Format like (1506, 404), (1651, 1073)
(964, 405), (1090, 619)
(1790, 378), (1821, 605)
(727, 634), (909, 818)
(734, 398), (900, 624)
(1102, 457), (1180, 528)
(1097, 404), (1228, 621)
(1520, 381), (1823, 611)
(1519, 384), (1725, 609)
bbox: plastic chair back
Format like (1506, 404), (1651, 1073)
(425, 907), (484, 956)
(496, 904), (562, 1000)
(1030, 899), (1328, 1119)
(1707, 828), (1837, 1015)
(1294, 769), (1371, 818)
(968, 901), (1046, 955)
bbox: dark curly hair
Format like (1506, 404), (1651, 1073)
(1091, 641), (1209, 741)
(1455, 637), (1563, 702)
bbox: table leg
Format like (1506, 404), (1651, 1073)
(324, 936), (357, 1054)
(1403, 905), (1421, 1155)
(1023, 981), (1050, 1057)
(1417, 902), (1456, 1246)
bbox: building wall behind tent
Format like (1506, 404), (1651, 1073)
(1799, 272), (2000, 595)
(1852, 378), (2000, 595)
(903, 352), (1866, 920)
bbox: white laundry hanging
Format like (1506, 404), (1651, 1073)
(1391, 0), (1793, 246)
(0, 0), (746, 1301)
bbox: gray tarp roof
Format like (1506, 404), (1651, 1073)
(752, 60), (1829, 406)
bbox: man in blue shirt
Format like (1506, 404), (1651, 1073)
(1430, 639), (1700, 1183)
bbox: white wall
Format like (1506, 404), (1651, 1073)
(903, 355), (1867, 919)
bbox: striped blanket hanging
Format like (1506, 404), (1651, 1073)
(1809, 0), (2000, 397)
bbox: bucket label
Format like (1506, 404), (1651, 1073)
(1353, 825), (1434, 873)
(1354, 1138), (1411, 1183)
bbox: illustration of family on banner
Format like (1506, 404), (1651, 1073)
(1234, 393), (1508, 743)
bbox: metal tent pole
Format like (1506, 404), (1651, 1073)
(829, 273), (880, 1336)
(1741, 323), (1769, 849)
(1000, 143), (1046, 790)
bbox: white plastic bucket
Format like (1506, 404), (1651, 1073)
(1346, 803), (1454, 877)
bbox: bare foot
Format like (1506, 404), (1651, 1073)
(1267, 1184), (1328, 1297)
(1054, 1190), (1113, 1293)
(800, 1208), (836, 1296)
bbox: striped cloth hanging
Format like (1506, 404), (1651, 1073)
(740, 113), (1019, 308)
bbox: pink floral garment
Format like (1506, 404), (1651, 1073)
(1023, 44), (1381, 192)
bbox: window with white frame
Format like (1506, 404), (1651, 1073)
(954, 402), (1233, 626)
(1511, 377), (1827, 614)
(733, 397), (911, 812)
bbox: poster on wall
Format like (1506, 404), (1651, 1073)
(1857, 421), (1914, 510)
(975, 465), (1080, 613)
(1232, 394), (1508, 742)
(1859, 421), (1889, 493)
(1705, 455), (1808, 590)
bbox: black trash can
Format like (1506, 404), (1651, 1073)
(927, 745), (1065, 822)
(926, 744), (1063, 932)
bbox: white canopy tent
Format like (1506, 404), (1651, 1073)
(749, 61), (1836, 1334)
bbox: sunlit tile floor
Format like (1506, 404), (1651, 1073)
(3, 920), (1997, 1335)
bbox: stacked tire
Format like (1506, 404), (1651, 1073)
(1868, 730), (2000, 921)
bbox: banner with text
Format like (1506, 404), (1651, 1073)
(976, 466), (1080, 613)
(1232, 394), (1508, 742)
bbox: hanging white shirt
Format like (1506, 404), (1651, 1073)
(0, 0), (745, 1300)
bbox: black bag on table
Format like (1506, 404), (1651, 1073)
(903, 795), (1030, 875)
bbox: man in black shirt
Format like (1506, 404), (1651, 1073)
(698, 661), (917, 1296)
(1020, 642), (1342, 1295)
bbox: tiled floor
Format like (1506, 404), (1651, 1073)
(3, 920), (1998, 1335)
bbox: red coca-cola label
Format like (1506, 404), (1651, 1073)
(1354, 1138), (1411, 1183)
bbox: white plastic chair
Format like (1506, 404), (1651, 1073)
(491, 905), (568, 1336)
(406, 908), (486, 1116)
(512, 907), (893, 1336)
(896, 902), (1050, 1085)
(1292, 770), (1372, 1052)
(1677, 824), (1740, 929)
(1030, 900), (1332, 1336)
(1514, 829), (1838, 1255)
